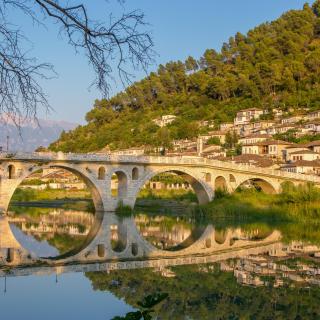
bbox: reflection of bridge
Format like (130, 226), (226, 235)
(0, 213), (282, 269)
(1, 152), (320, 212)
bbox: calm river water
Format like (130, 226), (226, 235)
(1, 205), (320, 319)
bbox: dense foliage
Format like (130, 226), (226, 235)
(50, 2), (320, 152)
(87, 264), (320, 320)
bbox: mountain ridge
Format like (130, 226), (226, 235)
(0, 118), (78, 152)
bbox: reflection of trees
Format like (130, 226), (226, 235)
(86, 265), (320, 320)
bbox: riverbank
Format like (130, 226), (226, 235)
(199, 183), (320, 223)
(10, 188), (94, 211)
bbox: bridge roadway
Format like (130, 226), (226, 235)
(1, 151), (320, 212)
(0, 212), (283, 275)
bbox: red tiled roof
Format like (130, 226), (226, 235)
(243, 140), (293, 147)
(219, 154), (275, 168)
(289, 150), (319, 155)
(283, 160), (320, 168)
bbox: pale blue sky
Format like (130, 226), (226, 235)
(12, 0), (310, 123)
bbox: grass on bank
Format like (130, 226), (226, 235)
(10, 188), (94, 212)
(11, 188), (91, 202)
(137, 188), (197, 202)
(200, 183), (320, 223)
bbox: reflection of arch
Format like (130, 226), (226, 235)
(112, 171), (128, 198)
(132, 167), (139, 180)
(7, 164), (105, 212)
(8, 165), (15, 179)
(236, 178), (277, 194)
(205, 172), (211, 183)
(97, 244), (105, 257)
(229, 174), (236, 183)
(135, 167), (212, 205)
(110, 223), (127, 253)
(131, 243), (138, 256)
(98, 167), (106, 180)
(215, 176), (227, 191)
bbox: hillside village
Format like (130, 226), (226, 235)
(110, 108), (320, 177)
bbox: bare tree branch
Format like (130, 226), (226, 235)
(0, 0), (155, 124)
(0, 18), (54, 126)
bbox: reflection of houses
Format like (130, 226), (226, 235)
(8, 210), (94, 237)
(135, 215), (192, 249)
(234, 269), (265, 287)
(219, 240), (320, 288)
(154, 266), (176, 278)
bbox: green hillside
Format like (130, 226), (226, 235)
(50, 1), (320, 153)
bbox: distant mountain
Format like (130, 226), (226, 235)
(0, 118), (78, 152)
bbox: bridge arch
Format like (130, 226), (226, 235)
(229, 174), (236, 183)
(214, 176), (228, 191)
(134, 166), (213, 206)
(98, 166), (106, 180)
(235, 177), (277, 194)
(205, 172), (211, 183)
(132, 167), (139, 180)
(3, 163), (105, 212)
(8, 164), (16, 179)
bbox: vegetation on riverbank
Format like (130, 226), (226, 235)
(11, 188), (91, 202)
(10, 188), (94, 211)
(137, 188), (197, 202)
(200, 183), (320, 223)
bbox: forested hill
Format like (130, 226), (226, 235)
(50, 2), (320, 153)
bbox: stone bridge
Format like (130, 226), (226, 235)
(1, 151), (320, 212)
(0, 213), (282, 268)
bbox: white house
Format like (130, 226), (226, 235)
(288, 150), (320, 162)
(307, 110), (320, 121)
(234, 108), (264, 126)
(281, 160), (320, 175)
(153, 115), (177, 127)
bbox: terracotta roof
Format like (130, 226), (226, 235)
(283, 160), (320, 168)
(239, 134), (271, 139)
(285, 144), (308, 149)
(202, 145), (223, 153)
(219, 154), (275, 168)
(289, 150), (319, 155)
(243, 140), (293, 147)
(238, 108), (262, 112)
(306, 140), (320, 147)
(274, 123), (298, 129)
(207, 130), (227, 135)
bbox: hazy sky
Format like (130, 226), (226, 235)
(13, 0), (309, 123)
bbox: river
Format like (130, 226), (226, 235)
(1, 204), (320, 319)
